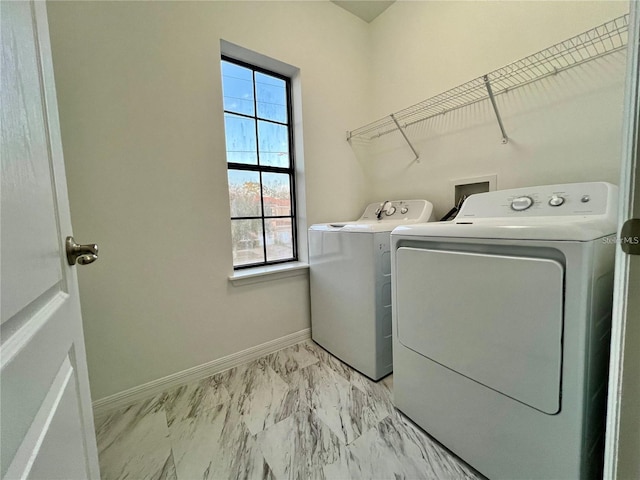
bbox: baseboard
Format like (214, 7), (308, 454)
(92, 328), (311, 420)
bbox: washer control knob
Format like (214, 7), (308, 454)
(581, 195), (590, 203)
(511, 196), (534, 211)
(400, 207), (408, 214)
(548, 195), (565, 207)
(385, 206), (397, 216)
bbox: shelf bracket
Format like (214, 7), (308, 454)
(483, 75), (509, 144)
(390, 113), (420, 161)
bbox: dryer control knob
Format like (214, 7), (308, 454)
(385, 206), (397, 216)
(400, 207), (409, 214)
(511, 196), (534, 211)
(549, 195), (565, 207)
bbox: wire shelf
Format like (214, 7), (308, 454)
(348, 14), (629, 143)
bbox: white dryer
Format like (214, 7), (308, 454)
(391, 182), (618, 479)
(309, 200), (435, 380)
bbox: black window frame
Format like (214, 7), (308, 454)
(222, 55), (298, 270)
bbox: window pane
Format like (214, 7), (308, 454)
(258, 121), (289, 167)
(255, 72), (287, 123)
(262, 172), (291, 217)
(221, 61), (254, 116)
(228, 170), (262, 217)
(222, 58), (297, 269)
(224, 113), (257, 165)
(266, 218), (293, 262)
(231, 219), (264, 266)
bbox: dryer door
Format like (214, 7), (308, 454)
(395, 247), (564, 414)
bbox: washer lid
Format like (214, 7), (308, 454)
(311, 220), (418, 233)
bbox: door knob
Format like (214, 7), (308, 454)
(66, 236), (99, 266)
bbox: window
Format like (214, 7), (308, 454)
(221, 57), (297, 269)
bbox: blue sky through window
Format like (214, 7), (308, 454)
(221, 61), (289, 168)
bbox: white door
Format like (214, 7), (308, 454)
(605, 2), (640, 479)
(1, 1), (100, 478)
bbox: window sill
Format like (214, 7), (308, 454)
(228, 262), (309, 286)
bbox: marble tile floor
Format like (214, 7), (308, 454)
(95, 340), (482, 480)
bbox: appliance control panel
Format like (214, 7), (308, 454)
(359, 200), (433, 222)
(457, 182), (616, 218)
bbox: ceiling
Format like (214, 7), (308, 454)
(331, 1), (396, 23)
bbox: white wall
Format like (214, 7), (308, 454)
(48, 0), (630, 401)
(363, 1), (629, 218)
(47, 1), (370, 400)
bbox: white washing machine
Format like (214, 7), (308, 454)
(391, 182), (618, 479)
(309, 200), (435, 380)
